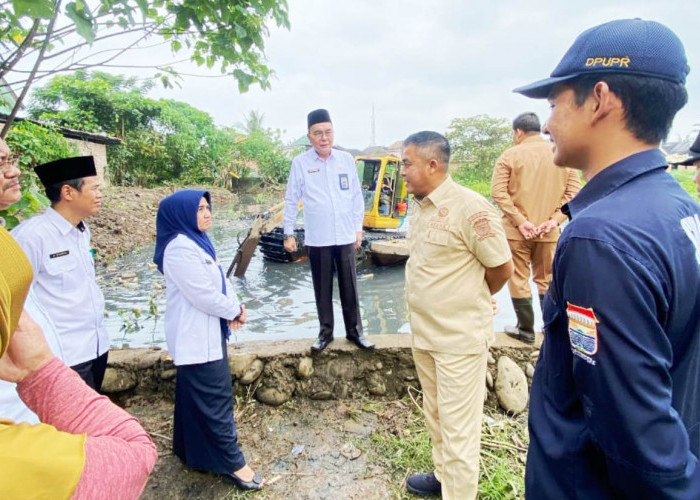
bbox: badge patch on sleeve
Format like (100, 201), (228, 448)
(339, 173), (349, 190)
(567, 303), (599, 358)
(468, 211), (495, 240)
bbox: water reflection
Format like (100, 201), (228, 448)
(101, 219), (543, 349)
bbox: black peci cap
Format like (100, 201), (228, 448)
(307, 109), (332, 129)
(34, 156), (97, 187)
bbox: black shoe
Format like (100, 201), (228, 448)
(221, 471), (264, 491)
(347, 335), (375, 350)
(311, 337), (333, 352)
(504, 325), (535, 345)
(406, 472), (441, 497)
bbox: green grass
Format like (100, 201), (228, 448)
(669, 169), (697, 198)
(463, 178), (492, 198)
(452, 171), (492, 198)
(454, 168), (698, 202)
(367, 397), (527, 499)
(221, 488), (270, 500)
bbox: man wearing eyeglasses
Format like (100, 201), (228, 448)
(283, 109), (373, 352)
(12, 156), (109, 391)
(0, 137), (66, 423)
(0, 139), (21, 217)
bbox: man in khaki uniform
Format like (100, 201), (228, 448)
(402, 131), (513, 499)
(491, 112), (581, 344)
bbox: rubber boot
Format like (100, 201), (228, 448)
(504, 297), (535, 344)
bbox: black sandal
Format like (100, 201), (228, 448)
(221, 471), (264, 491)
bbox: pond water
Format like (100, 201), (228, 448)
(100, 219), (543, 349)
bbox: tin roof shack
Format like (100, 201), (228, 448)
(0, 114), (121, 185)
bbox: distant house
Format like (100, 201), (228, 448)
(0, 114), (121, 185)
(285, 134), (362, 158)
(359, 141), (403, 158)
(386, 140), (403, 157)
(287, 134), (311, 150)
(663, 136), (696, 170)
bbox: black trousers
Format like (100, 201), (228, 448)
(71, 351), (109, 391)
(308, 244), (363, 340)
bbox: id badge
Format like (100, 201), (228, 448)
(339, 173), (349, 190)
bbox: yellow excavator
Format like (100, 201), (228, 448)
(356, 155), (409, 229)
(228, 156), (409, 277)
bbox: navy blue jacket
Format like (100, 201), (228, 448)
(526, 149), (700, 498)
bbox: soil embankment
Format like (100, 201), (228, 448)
(116, 335), (537, 499)
(88, 185), (240, 262)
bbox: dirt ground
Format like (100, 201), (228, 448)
(88, 185), (242, 263)
(127, 345), (535, 499)
(131, 396), (408, 500)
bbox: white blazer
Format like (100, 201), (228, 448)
(163, 234), (241, 366)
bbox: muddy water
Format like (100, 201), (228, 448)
(101, 219), (542, 349)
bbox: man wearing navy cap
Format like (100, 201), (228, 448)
(12, 156), (109, 390)
(514, 19), (700, 497)
(283, 109), (373, 352)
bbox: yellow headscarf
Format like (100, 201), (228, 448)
(0, 226), (86, 499)
(0, 226), (32, 356)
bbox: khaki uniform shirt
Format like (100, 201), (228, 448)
(406, 176), (511, 354)
(491, 135), (581, 242)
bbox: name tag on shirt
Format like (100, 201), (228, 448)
(50, 250), (70, 259)
(339, 173), (349, 190)
(307, 168), (320, 174)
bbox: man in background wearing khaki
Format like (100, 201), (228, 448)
(491, 112), (580, 344)
(403, 131), (513, 498)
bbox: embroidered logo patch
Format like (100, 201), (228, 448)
(467, 211), (494, 240)
(680, 213), (700, 265)
(567, 303), (599, 356)
(438, 207), (449, 217)
(339, 173), (349, 190)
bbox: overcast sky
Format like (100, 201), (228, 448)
(46, 0), (700, 149)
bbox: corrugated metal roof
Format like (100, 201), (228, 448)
(0, 114), (122, 145)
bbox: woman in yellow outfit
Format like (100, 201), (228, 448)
(0, 223), (157, 498)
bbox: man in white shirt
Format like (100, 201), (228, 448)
(283, 109), (374, 352)
(0, 138), (65, 421)
(12, 156), (109, 390)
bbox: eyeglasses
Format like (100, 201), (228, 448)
(0, 154), (20, 174)
(310, 129), (333, 139)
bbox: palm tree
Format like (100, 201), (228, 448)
(236, 110), (265, 135)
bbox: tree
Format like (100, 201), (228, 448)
(29, 70), (234, 186)
(0, 120), (77, 227)
(231, 128), (289, 185)
(29, 70), (159, 133)
(446, 114), (512, 193)
(0, 0), (290, 137)
(236, 109), (266, 135)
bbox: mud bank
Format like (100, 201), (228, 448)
(88, 185), (282, 262)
